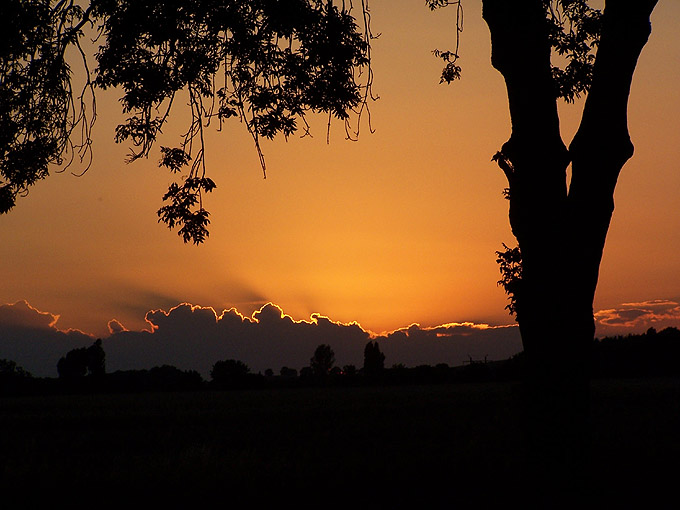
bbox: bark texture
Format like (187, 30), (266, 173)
(482, 0), (657, 503)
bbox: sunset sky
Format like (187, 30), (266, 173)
(1, 1), (679, 376)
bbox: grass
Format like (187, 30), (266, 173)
(1, 378), (678, 506)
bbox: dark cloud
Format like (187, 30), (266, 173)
(375, 322), (522, 368)
(0, 300), (59, 329)
(0, 300), (522, 378)
(595, 300), (680, 333)
(107, 319), (127, 334)
(0, 300), (94, 377)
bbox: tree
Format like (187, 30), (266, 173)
(210, 358), (250, 386)
(0, 0), (374, 243)
(310, 344), (335, 377)
(342, 364), (357, 376)
(57, 338), (106, 379)
(280, 366), (298, 378)
(428, 0), (660, 499)
(0, 359), (32, 394)
(362, 340), (385, 377)
(0, 359), (32, 379)
(148, 365), (204, 390)
(86, 338), (106, 377)
(57, 348), (87, 379)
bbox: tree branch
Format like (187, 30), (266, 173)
(566, 0), (658, 306)
(482, 0), (569, 246)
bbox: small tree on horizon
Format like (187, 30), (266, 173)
(0, 359), (32, 379)
(363, 341), (385, 377)
(310, 344), (335, 378)
(210, 359), (250, 384)
(57, 339), (105, 380)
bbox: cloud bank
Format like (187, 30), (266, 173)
(6, 297), (680, 379)
(0, 300), (522, 378)
(594, 299), (680, 334)
(0, 300), (94, 377)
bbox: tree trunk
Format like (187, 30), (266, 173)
(482, 0), (657, 503)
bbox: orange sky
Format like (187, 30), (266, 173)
(1, 1), (679, 341)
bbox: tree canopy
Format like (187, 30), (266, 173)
(310, 343), (335, 377)
(57, 338), (106, 379)
(1, 0), (613, 247)
(1, 0), (375, 242)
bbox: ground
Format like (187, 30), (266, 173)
(1, 378), (678, 507)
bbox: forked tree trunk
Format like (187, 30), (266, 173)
(482, 0), (657, 502)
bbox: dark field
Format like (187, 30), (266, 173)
(2, 378), (678, 507)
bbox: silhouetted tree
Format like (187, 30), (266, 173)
(310, 344), (335, 377)
(0, 359), (31, 379)
(210, 359), (250, 386)
(280, 366), (298, 379)
(210, 359), (250, 380)
(342, 364), (357, 376)
(57, 339), (106, 380)
(0, 0), (375, 243)
(363, 341), (385, 377)
(57, 349), (86, 380)
(0, 359), (32, 394)
(592, 326), (680, 378)
(148, 365), (204, 391)
(428, 0), (660, 499)
(86, 339), (106, 377)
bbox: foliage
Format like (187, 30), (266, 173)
(363, 340), (385, 376)
(342, 364), (357, 376)
(0, 0), (96, 214)
(545, 0), (602, 102)
(310, 343), (335, 377)
(428, 0), (602, 101)
(210, 358), (250, 384)
(147, 365), (204, 389)
(495, 243), (522, 319)
(1, 0), (376, 243)
(593, 327), (680, 378)
(280, 366), (298, 378)
(0, 359), (32, 379)
(426, 1), (464, 84)
(57, 339), (106, 379)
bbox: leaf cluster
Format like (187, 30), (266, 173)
(427, 1), (464, 84)
(0, 0), (95, 214)
(310, 343), (335, 377)
(157, 176), (216, 244)
(545, 0), (602, 102)
(495, 243), (523, 319)
(1, 0), (374, 243)
(429, 1), (601, 102)
(91, 0), (372, 242)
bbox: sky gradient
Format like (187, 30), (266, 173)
(1, 1), (679, 375)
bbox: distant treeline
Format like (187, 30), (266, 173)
(2, 328), (679, 395)
(591, 326), (680, 378)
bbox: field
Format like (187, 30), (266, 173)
(1, 378), (678, 507)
